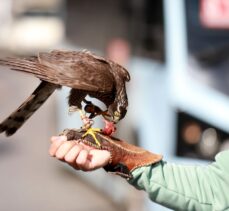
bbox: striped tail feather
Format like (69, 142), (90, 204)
(0, 81), (58, 136)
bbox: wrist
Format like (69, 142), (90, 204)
(102, 138), (162, 179)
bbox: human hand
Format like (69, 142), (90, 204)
(49, 136), (111, 171)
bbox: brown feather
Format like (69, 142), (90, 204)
(0, 49), (130, 135)
(0, 81), (58, 136)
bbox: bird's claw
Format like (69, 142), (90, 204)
(82, 127), (102, 147)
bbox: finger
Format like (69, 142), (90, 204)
(64, 144), (83, 163)
(49, 139), (67, 157)
(76, 149), (89, 170)
(68, 163), (80, 170)
(88, 150), (111, 169)
(55, 141), (77, 160)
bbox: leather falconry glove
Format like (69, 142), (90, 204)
(61, 129), (163, 179)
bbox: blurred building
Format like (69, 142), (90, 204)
(0, 0), (65, 54)
(0, 0), (229, 211)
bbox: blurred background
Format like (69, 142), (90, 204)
(0, 0), (229, 210)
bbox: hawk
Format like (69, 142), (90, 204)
(0, 50), (130, 144)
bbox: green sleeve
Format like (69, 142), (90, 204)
(128, 151), (229, 211)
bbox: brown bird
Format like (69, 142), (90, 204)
(0, 50), (130, 144)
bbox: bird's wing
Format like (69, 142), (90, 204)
(0, 50), (115, 92)
(38, 50), (115, 92)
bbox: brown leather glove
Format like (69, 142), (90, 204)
(61, 129), (163, 179)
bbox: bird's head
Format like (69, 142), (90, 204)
(105, 103), (127, 124)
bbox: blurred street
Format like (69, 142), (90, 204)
(0, 67), (123, 211)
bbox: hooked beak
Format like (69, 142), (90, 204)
(112, 115), (120, 124)
(102, 110), (122, 124)
(112, 111), (121, 124)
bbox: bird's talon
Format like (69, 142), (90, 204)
(82, 128), (102, 146)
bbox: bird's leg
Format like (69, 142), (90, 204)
(78, 109), (94, 130)
(84, 107), (116, 136)
(69, 106), (103, 147)
(81, 113), (102, 147)
(68, 106), (93, 129)
(84, 105), (116, 136)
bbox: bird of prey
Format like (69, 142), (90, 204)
(0, 50), (130, 145)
